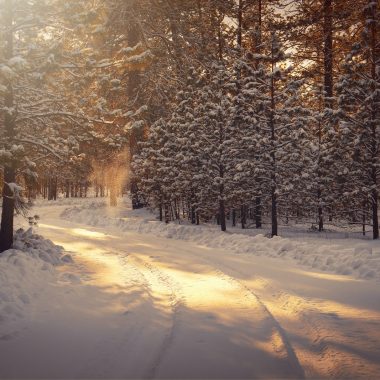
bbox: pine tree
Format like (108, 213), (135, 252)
(242, 32), (310, 236)
(336, 0), (379, 239)
(0, 0), (97, 251)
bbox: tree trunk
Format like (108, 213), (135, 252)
(219, 197), (226, 232)
(319, 0), (334, 233)
(126, 13), (143, 208)
(237, 0), (243, 49)
(318, 188), (323, 231)
(159, 203), (163, 222)
(270, 36), (278, 237)
(255, 196), (262, 228)
(368, 0), (379, 239)
(271, 186), (278, 237)
(0, 0), (16, 253)
(0, 168), (16, 252)
(191, 190), (196, 224)
(241, 205), (246, 229)
(253, 0), (263, 226)
(323, 0), (333, 109)
(164, 203), (169, 224)
(191, 206), (196, 224)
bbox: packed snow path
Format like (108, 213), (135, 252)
(2, 202), (380, 379)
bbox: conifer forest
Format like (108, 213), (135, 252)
(0, 0), (379, 248)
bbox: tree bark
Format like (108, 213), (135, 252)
(318, 0), (334, 232)
(368, 0), (379, 239)
(255, 196), (262, 228)
(159, 202), (163, 222)
(241, 205), (246, 229)
(254, 0), (263, 227)
(164, 203), (169, 224)
(219, 195), (226, 232)
(270, 36), (278, 237)
(126, 10), (143, 208)
(0, 0), (16, 253)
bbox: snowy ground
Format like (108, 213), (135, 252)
(0, 197), (379, 379)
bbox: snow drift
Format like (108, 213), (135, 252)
(0, 228), (72, 327)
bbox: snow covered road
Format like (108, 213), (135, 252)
(2, 202), (380, 379)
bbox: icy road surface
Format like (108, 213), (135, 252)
(2, 202), (380, 379)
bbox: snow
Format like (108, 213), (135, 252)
(5, 182), (24, 195)
(125, 50), (152, 64)
(61, 201), (380, 281)
(0, 197), (379, 379)
(0, 228), (70, 326)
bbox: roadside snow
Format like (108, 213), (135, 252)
(61, 202), (380, 281)
(12, 227), (72, 265)
(0, 228), (73, 335)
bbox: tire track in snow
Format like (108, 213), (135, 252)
(128, 254), (185, 379)
(185, 249), (336, 378)
(179, 252), (306, 379)
(204, 259), (380, 379)
(74, 252), (158, 378)
(133, 249), (306, 379)
(214, 268), (304, 378)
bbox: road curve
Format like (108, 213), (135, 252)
(30, 205), (305, 379)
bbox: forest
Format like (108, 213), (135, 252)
(0, 0), (379, 254)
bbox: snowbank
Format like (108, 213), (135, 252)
(12, 227), (72, 265)
(61, 204), (380, 281)
(0, 228), (73, 326)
